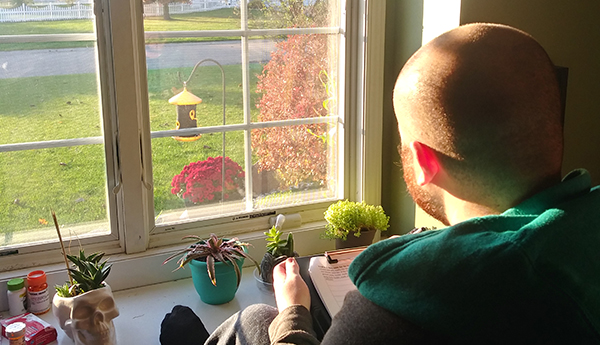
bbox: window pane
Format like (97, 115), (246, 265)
(147, 1), (342, 228)
(0, 9), (110, 247)
(154, 131), (247, 225)
(251, 123), (338, 209)
(247, 0), (340, 29)
(251, 33), (339, 122)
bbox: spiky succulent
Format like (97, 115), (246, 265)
(265, 225), (295, 258)
(163, 233), (259, 287)
(260, 225), (296, 283)
(55, 249), (112, 297)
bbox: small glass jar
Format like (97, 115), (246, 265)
(27, 270), (50, 315)
(5, 321), (26, 345)
(7, 278), (27, 316)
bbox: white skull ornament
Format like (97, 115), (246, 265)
(52, 284), (119, 345)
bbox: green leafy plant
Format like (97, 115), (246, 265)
(55, 250), (112, 298)
(323, 200), (390, 241)
(163, 233), (259, 287)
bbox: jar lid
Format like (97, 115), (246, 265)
(27, 270), (47, 286)
(5, 321), (26, 338)
(7, 278), (25, 291)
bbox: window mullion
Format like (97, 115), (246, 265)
(362, 0), (386, 206)
(240, 0), (254, 212)
(108, 0), (153, 254)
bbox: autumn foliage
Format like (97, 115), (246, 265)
(253, 33), (332, 188)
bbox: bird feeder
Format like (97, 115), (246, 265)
(168, 84), (202, 142)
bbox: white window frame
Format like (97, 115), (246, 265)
(0, 0), (386, 277)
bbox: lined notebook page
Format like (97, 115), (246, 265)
(308, 256), (357, 317)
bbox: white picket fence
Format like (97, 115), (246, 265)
(144, 1), (238, 17)
(0, 3), (92, 22)
(0, 1), (239, 23)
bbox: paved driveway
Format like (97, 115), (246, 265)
(0, 39), (276, 79)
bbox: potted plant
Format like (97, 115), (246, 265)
(323, 200), (390, 249)
(163, 233), (260, 305)
(171, 156), (245, 206)
(52, 249), (119, 345)
(257, 215), (297, 290)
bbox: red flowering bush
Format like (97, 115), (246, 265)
(253, 33), (332, 188)
(171, 156), (245, 205)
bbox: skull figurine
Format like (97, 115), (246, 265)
(52, 284), (119, 345)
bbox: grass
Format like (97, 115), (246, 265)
(0, 62), (264, 234)
(0, 8), (258, 51)
(0, 8), (265, 234)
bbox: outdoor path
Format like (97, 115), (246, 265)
(0, 39), (276, 79)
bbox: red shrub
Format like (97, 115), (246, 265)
(253, 33), (332, 188)
(171, 156), (245, 205)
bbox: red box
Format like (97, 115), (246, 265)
(1, 313), (57, 345)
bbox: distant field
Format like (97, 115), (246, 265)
(0, 8), (247, 51)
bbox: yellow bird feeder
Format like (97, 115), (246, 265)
(169, 85), (203, 142)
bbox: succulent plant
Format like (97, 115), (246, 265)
(260, 215), (297, 283)
(163, 233), (259, 287)
(55, 249), (112, 297)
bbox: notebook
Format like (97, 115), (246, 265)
(307, 247), (365, 317)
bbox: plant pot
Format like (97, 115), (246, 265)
(335, 229), (377, 249)
(189, 255), (245, 305)
(253, 268), (274, 294)
(52, 284), (119, 345)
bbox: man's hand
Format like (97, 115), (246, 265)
(272, 257), (311, 313)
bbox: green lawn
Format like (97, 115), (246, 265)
(0, 8), (269, 234)
(0, 61), (263, 234)
(0, 8), (257, 51)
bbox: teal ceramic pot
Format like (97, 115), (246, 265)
(188, 250), (246, 305)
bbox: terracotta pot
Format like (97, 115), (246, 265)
(52, 284), (119, 345)
(335, 229), (377, 249)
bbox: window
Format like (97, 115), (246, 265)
(0, 0), (384, 271)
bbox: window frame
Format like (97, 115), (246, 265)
(0, 0), (386, 272)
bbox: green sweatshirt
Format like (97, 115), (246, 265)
(350, 169), (600, 343)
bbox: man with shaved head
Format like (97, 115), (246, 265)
(190, 23), (600, 345)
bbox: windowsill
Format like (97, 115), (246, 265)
(0, 223), (333, 343)
(1, 266), (277, 345)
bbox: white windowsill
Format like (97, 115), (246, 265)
(1, 266), (277, 345)
(0, 223), (334, 344)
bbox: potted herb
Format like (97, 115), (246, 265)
(323, 200), (390, 249)
(258, 215), (297, 289)
(163, 233), (260, 305)
(52, 250), (119, 345)
(51, 211), (119, 345)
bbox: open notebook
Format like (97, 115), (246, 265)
(307, 247), (366, 317)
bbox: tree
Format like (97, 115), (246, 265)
(142, 0), (189, 21)
(253, 33), (334, 188)
(252, 1), (336, 189)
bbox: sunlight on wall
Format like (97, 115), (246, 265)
(414, 0), (461, 230)
(422, 0), (461, 45)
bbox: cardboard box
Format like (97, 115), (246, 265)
(1, 313), (57, 345)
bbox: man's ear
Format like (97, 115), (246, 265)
(409, 141), (439, 186)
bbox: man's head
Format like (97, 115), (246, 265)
(394, 23), (564, 225)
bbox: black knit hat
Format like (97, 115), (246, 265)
(160, 305), (210, 345)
